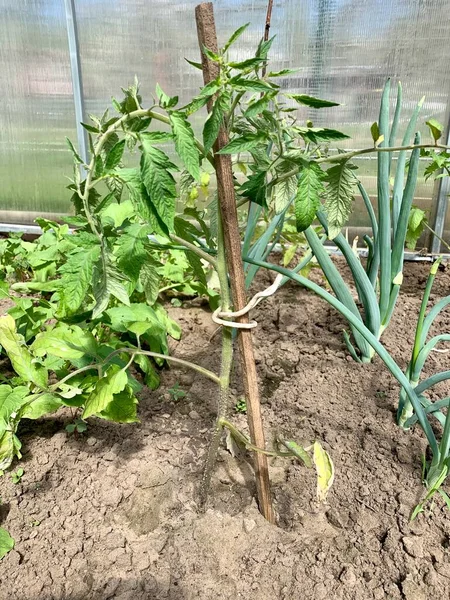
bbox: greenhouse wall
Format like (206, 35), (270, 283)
(1, 0), (450, 246)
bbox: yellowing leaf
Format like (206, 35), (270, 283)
(0, 315), (48, 388)
(313, 441), (334, 503)
(392, 272), (403, 285)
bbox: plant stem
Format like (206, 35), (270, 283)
(54, 348), (220, 387)
(200, 215), (234, 505)
(270, 143), (450, 188)
(169, 234), (218, 269)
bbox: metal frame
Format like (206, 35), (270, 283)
(64, 0), (89, 167)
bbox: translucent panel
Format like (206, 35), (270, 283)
(2, 0), (450, 236)
(76, 0), (450, 239)
(0, 0), (76, 223)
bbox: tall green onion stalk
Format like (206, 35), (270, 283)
(398, 259), (450, 428)
(300, 81), (424, 362)
(245, 256), (450, 505)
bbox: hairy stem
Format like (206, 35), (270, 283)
(200, 214), (234, 506)
(270, 143), (450, 188)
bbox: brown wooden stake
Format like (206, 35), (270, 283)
(195, 2), (275, 524)
(261, 0), (274, 79)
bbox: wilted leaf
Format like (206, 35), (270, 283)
(313, 441), (334, 503)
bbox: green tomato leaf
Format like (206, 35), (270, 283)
(324, 161), (359, 239)
(286, 94), (339, 109)
(296, 127), (350, 144)
(426, 118), (443, 143)
(169, 111), (200, 181)
(116, 223), (153, 282)
(0, 528), (14, 560)
(0, 316), (48, 388)
(244, 92), (276, 119)
(83, 365), (128, 419)
(105, 139), (126, 171)
(32, 325), (98, 361)
(223, 23), (249, 52)
(99, 385), (139, 423)
(139, 137), (178, 233)
(217, 133), (267, 155)
(295, 162), (325, 232)
(20, 393), (62, 420)
(57, 244), (101, 316)
(239, 171), (267, 207)
(140, 258), (161, 306)
(203, 92), (230, 155)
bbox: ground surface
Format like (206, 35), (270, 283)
(1, 259), (450, 599)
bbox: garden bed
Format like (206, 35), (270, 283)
(1, 259), (450, 600)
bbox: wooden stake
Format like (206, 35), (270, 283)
(195, 2), (275, 524)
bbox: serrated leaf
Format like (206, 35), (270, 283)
(83, 365), (128, 419)
(313, 441), (334, 503)
(58, 245), (100, 316)
(32, 325), (98, 360)
(156, 83), (178, 109)
(66, 137), (83, 164)
(81, 122), (99, 134)
(92, 251), (130, 318)
(0, 385), (30, 428)
(116, 223), (152, 281)
(426, 118), (443, 143)
(140, 258), (161, 305)
(296, 127), (350, 144)
(185, 57), (203, 70)
(272, 168), (297, 214)
(370, 122), (380, 143)
(105, 139), (126, 171)
(283, 243), (298, 267)
(286, 94), (339, 109)
(229, 76), (275, 93)
(239, 170), (267, 207)
(0, 316), (47, 388)
(21, 393), (62, 420)
(139, 139), (177, 233)
(203, 92), (230, 154)
(324, 161), (358, 239)
(267, 68), (298, 77)
(170, 112), (200, 181)
(106, 304), (165, 336)
(244, 93), (275, 119)
(99, 385), (138, 423)
(202, 46), (221, 62)
(295, 162), (325, 232)
(223, 23), (249, 52)
(228, 57), (266, 70)
(256, 36), (275, 59)
(217, 133), (267, 155)
(0, 528), (14, 560)
(406, 206), (427, 250)
(132, 354), (160, 389)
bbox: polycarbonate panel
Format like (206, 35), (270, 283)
(75, 0), (450, 241)
(2, 0), (450, 237)
(0, 0), (76, 222)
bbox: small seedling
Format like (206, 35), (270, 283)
(65, 418), (87, 434)
(29, 520), (41, 527)
(234, 398), (247, 414)
(168, 383), (186, 401)
(11, 468), (24, 484)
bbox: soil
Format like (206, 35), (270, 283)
(1, 259), (450, 600)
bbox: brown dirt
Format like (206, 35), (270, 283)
(1, 259), (450, 599)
